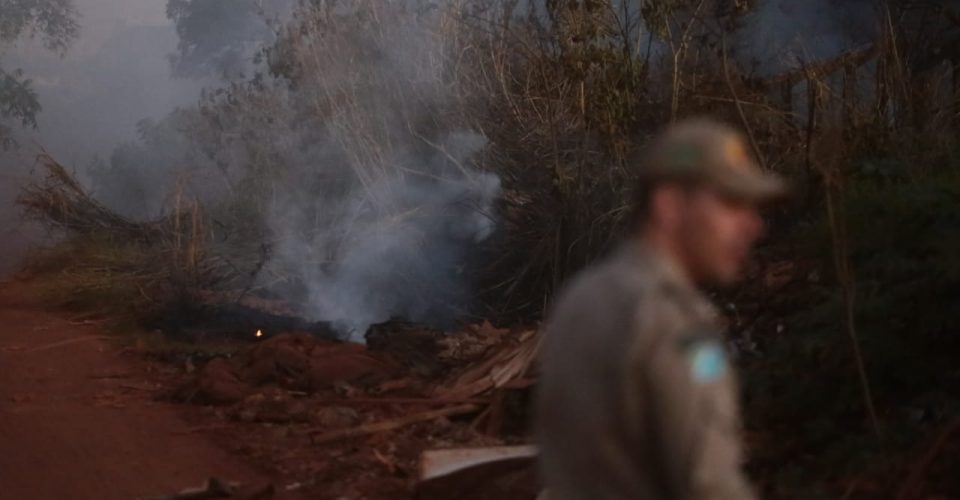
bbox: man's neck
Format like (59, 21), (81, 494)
(636, 231), (696, 288)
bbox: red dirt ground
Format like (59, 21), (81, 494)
(0, 284), (301, 499)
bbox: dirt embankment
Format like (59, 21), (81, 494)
(0, 285), (299, 500)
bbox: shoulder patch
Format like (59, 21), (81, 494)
(678, 330), (727, 383)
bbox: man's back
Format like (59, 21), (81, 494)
(535, 119), (782, 500)
(535, 241), (755, 500)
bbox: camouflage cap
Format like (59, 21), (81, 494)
(639, 119), (787, 203)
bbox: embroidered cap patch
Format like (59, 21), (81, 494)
(669, 143), (702, 171)
(690, 341), (727, 383)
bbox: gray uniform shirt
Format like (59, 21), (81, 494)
(535, 240), (757, 500)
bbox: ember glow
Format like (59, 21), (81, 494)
(255, 329), (263, 338)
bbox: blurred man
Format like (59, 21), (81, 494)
(535, 119), (785, 500)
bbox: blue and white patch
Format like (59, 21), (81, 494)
(689, 341), (727, 383)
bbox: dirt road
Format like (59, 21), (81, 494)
(0, 285), (280, 500)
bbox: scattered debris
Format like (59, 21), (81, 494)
(21, 335), (108, 354)
(181, 333), (399, 404)
(171, 322), (543, 498)
(416, 446), (541, 500)
(310, 404), (480, 445)
(419, 445), (538, 480)
(144, 477), (275, 500)
(433, 329), (540, 400)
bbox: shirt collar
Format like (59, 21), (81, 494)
(624, 237), (694, 291)
(618, 237), (721, 324)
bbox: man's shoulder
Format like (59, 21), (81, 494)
(551, 248), (661, 317)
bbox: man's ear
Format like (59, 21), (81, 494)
(650, 184), (684, 230)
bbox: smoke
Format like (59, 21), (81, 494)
(0, 0), (897, 328)
(739, 0), (879, 75)
(15, 1), (505, 338)
(267, 131), (500, 341)
(166, 0), (297, 80)
(256, 5), (502, 340)
(3, 1), (209, 166)
(0, 0), (217, 274)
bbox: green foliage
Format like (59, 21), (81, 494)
(87, 111), (216, 219)
(0, 0), (78, 52)
(166, 0), (282, 79)
(21, 236), (162, 316)
(744, 169), (960, 495)
(0, 0), (78, 147)
(0, 66), (39, 148)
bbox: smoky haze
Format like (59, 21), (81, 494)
(0, 0), (894, 333)
(0, 0), (501, 339)
(239, 7), (502, 339)
(740, 0), (879, 75)
(0, 0), (210, 274)
(3, 0), (211, 166)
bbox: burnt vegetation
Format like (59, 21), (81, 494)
(11, 0), (960, 497)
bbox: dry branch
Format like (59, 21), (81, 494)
(433, 330), (541, 400)
(309, 404), (480, 445)
(18, 154), (166, 239)
(818, 144), (882, 439)
(317, 397), (489, 406)
(763, 44), (881, 89)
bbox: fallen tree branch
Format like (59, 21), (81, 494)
(19, 154), (166, 239)
(309, 404), (480, 445)
(22, 335), (109, 354)
(433, 330), (541, 400)
(318, 397), (489, 406)
(763, 44), (880, 89)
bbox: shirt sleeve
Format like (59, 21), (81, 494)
(626, 302), (758, 500)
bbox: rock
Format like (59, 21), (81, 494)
(181, 333), (400, 405)
(272, 343), (310, 375)
(193, 357), (250, 404)
(306, 352), (396, 390)
(231, 388), (310, 423)
(313, 406), (361, 428)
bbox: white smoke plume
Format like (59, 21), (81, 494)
(270, 133), (500, 340)
(257, 4), (502, 340)
(1, 0), (894, 323)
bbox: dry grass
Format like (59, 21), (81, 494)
(18, 154), (166, 240)
(15, 0), (960, 327)
(16, 155), (251, 321)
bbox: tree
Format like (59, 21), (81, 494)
(0, 0), (79, 148)
(166, 0), (293, 80)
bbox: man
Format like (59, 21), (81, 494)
(535, 119), (785, 500)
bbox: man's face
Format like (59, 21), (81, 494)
(675, 187), (764, 285)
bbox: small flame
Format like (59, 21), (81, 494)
(255, 329), (263, 338)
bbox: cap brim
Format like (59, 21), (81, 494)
(711, 168), (789, 204)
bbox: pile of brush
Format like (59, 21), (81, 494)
(18, 154), (169, 240)
(16, 154), (259, 323)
